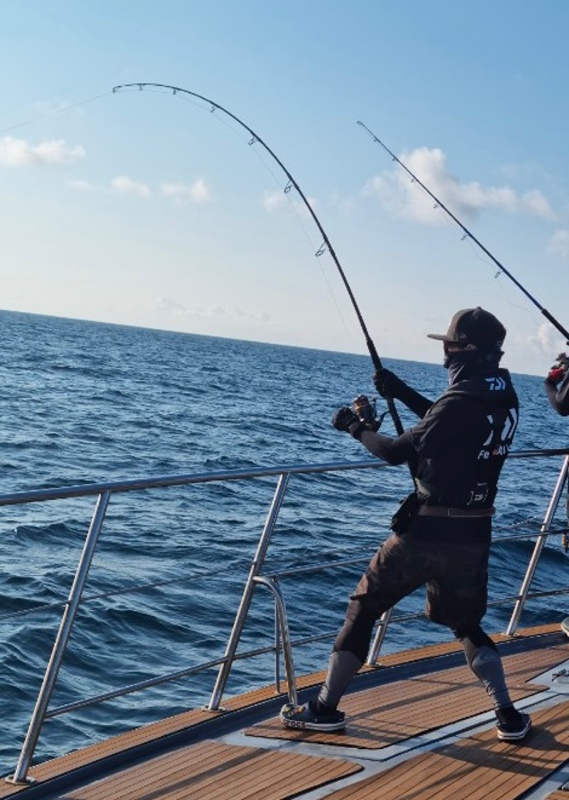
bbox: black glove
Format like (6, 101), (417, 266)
(373, 368), (403, 399)
(332, 404), (385, 440)
(332, 405), (376, 439)
(332, 406), (360, 433)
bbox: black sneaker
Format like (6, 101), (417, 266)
(496, 709), (531, 742)
(279, 700), (346, 731)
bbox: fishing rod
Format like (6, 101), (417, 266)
(112, 83), (405, 434)
(357, 120), (569, 344)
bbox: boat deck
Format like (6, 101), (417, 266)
(4, 624), (569, 800)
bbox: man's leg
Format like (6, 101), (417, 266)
(278, 600), (377, 731)
(319, 532), (432, 711)
(280, 534), (428, 730)
(426, 532), (531, 743)
(315, 603), (377, 712)
(452, 623), (531, 741)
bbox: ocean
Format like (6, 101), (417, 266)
(0, 309), (568, 773)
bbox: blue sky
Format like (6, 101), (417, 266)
(1, 0), (569, 374)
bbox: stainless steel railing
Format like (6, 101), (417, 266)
(3, 448), (568, 783)
(506, 454), (569, 635)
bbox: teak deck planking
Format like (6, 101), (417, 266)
(245, 643), (567, 748)
(324, 701), (569, 799)
(57, 742), (362, 800)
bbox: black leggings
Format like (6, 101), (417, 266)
(333, 606), (377, 663)
(452, 622), (497, 659)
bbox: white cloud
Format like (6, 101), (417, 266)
(67, 176), (151, 197)
(363, 147), (556, 224)
(195, 305), (270, 323)
(69, 176), (212, 203)
(161, 178), (211, 203)
(153, 297), (187, 314)
(262, 190), (286, 212)
(548, 229), (569, 260)
(67, 178), (93, 191)
(331, 191), (356, 212)
(190, 178), (210, 202)
(522, 189), (554, 218)
(0, 136), (85, 168)
(110, 175), (151, 198)
(153, 297), (270, 324)
(262, 190), (316, 216)
(523, 322), (567, 356)
(233, 307), (271, 322)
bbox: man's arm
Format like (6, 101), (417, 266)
(332, 405), (416, 465)
(545, 371), (569, 417)
(358, 428), (416, 465)
(374, 369), (432, 419)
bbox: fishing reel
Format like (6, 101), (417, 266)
(351, 394), (388, 432)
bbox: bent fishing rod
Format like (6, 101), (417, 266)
(357, 120), (569, 344)
(112, 84), (405, 435)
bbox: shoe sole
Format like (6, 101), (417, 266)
(497, 719), (531, 741)
(279, 713), (346, 732)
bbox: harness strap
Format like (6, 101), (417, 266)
(417, 505), (495, 519)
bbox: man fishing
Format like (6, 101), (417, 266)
(545, 352), (569, 416)
(280, 307), (531, 742)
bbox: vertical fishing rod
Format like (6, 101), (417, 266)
(357, 120), (569, 344)
(112, 83), (405, 434)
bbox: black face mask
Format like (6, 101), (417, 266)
(445, 348), (502, 386)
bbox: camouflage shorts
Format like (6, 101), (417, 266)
(347, 525), (490, 629)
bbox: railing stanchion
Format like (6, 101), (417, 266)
(207, 473), (290, 711)
(367, 608), (393, 665)
(274, 600), (281, 693)
(9, 491), (111, 785)
(254, 577), (298, 706)
(506, 456), (569, 636)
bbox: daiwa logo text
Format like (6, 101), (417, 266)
(478, 408), (518, 460)
(485, 377), (506, 391)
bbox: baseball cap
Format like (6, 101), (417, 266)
(427, 307), (506, 350)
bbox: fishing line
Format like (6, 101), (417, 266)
(147, 84), (355, 346)
(245, 145), (355, 345)
(460, 223), (560, 335)
(173, 87), (355, 346)
(357, 121), (569, 344)
(113, 83), (403, 432)
(0, 92), (112, 136)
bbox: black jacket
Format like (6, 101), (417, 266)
(360, 369), (519, 508)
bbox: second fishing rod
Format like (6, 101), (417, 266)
(357, 121), (569, 345)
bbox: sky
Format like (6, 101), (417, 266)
(1, 0), (569, 374)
